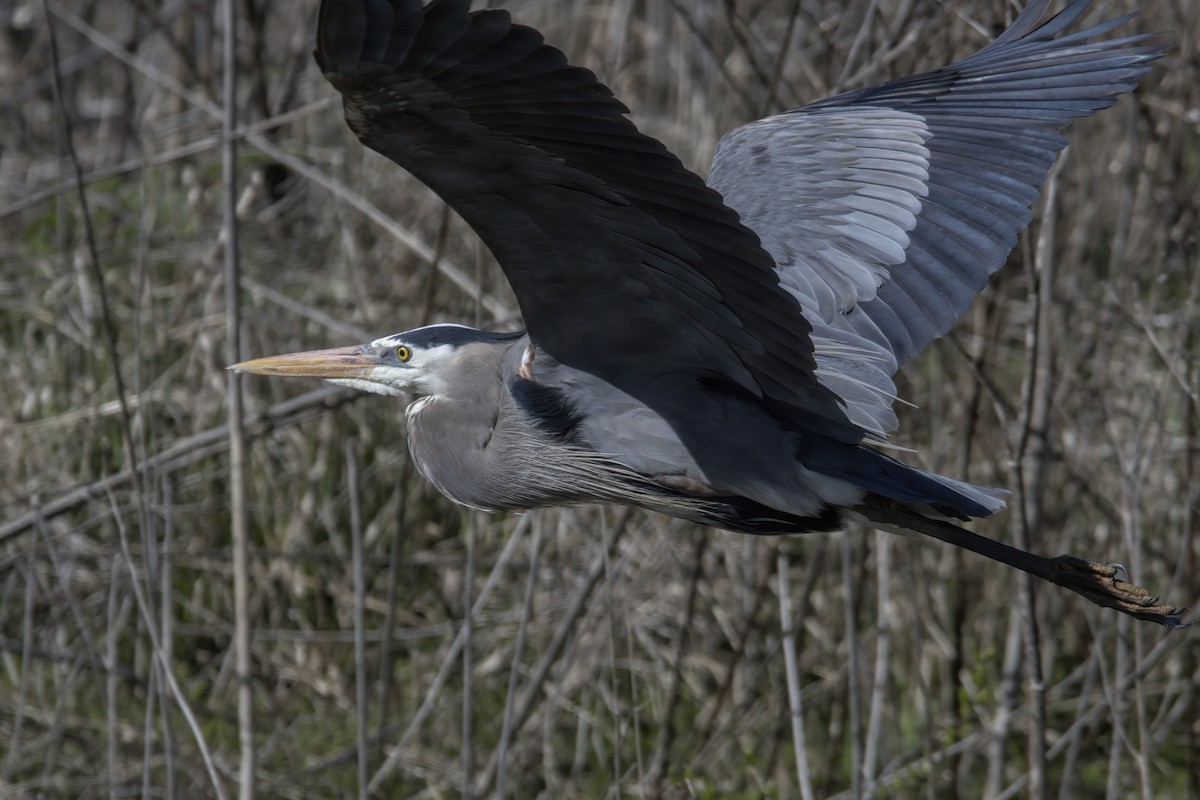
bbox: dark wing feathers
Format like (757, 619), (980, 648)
(317, 0), (1159, 443)
(317, 0), (859, 438)
(399, 0), (472, 71)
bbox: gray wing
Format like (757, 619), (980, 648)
(708, 0), (1161, 436)
(316, 0), (857, 441)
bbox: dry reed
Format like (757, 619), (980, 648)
(1, 1), (1197, 797)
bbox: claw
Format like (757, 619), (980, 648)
(1050, 555), (1190, 628)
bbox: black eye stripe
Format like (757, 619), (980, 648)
(394, 326), (525, 348)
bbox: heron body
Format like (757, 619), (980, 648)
(234, 0), (1187, 624)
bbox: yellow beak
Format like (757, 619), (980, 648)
(229, 345), (376, 380)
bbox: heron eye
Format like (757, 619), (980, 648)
(395, 345), (411, 362)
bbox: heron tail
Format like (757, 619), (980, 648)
(808, 441), (1009, 520)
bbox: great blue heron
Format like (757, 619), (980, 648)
(234, 0), (1186, 626)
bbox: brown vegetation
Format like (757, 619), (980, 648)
(1, 0), (1198, 797)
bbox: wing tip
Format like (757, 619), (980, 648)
(316, 0), (427, 76)
(316, 0), (368, 73)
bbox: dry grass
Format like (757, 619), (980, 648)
(2, 0), (1198, 797)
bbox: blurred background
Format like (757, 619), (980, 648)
(1, 0), (1197, 797)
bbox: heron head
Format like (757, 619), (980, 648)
(230, 324), (524, 397)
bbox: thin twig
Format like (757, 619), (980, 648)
(3, 564), (35, 782)
(347, 440), (369, 800)
(778, 550), (815, 800)
(44, 0), (510, 324)
(241, 277), (375, 343)
(42, 6), (157, 794)
(220, 0), (255, 794)
(984, 607), (1024, 799)
(1183, 144), (1200, 800)
(160, 476), (178, 798)
(105, 490), (229, 800)
(473, 508), (635, 796)
(832, 0), (879, 95)
(650, 532), (707, 795)
(0, 97), (338, 222)
(41, 0), (148, 570)
(1056, 625), (1105, 800)
(841, 528), (864, 799)
(1, 387), (358, 548)
(1104, 615), (1130, 799)
(105, 558), (125, 800)
(832, 627), (1188, 800)
(863, 530), (891, 789)
(496, 516), (545, 797)
(463, 513), (477, 800)
(1011, 155), (1067, 800)
(369, 514), (536, 793)
(376, 455), (412, 751)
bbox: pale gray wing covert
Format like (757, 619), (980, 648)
(707, 0), (1161, 436)
(316, 0), (859, 441)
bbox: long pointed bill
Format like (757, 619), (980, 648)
(229, 345), (376, 380)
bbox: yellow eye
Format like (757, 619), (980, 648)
(395, 345), (411, 362)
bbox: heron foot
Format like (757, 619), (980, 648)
(854, 496), (1189, 627)
(1048, 555), (1190, 628)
